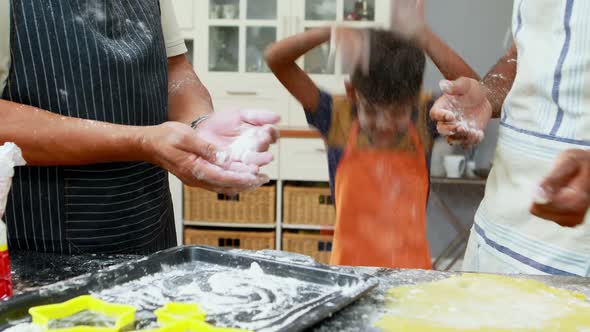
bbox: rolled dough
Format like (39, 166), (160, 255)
(375, 274), (590, 331)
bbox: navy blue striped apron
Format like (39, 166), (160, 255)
(1, 0), (176, 254)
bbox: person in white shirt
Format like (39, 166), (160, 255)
(430, 0), (590, 276)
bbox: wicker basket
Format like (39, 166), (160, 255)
(184, 185), (275, 224)
(282, 232), (334, 264)
(283, 185), (336, 226)
(184, 228), (276, 250)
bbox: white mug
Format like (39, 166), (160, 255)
(222, 4), (237, 19)
(444, 155), (466, 178)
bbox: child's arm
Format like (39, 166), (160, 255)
(264, 28), (330, 112)
(416, 26), (480, 81)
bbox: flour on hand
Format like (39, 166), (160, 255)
(229, 128), (260, 165)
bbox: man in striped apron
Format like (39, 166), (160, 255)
(0, 1), (277, 254)
(431, 0), (590, 276)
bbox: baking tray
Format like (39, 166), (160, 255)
(0, 246), (378, 331)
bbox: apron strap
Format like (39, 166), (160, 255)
(346, 121), (361, 150)
(407, 123), (424, 155)
(0, 0), (10, 94)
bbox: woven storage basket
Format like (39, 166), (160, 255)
(282, 232), (333, 264)
(184, 185), (275, 224)
(283, 185), (335, 226)
(184, 228), (275, 250)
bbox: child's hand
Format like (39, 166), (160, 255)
(430, 77), (491, 147)
(330, 27), (370, 75)
(390, 0), (426, 45)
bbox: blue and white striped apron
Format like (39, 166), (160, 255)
(1, 0), (176, 254)
(464, 0), (590, 276)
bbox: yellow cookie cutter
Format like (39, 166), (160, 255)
(29, 295), (136, 332)
(138, 303), (250, 332)
(166, 320), (250, 332)
(154, 303), (206, 326)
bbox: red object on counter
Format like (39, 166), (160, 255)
(0, 247), (12, 299)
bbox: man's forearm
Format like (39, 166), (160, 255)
(0, 100), (147, 166)
(481, 43), (517, 118)
(167, 55), (214, 124)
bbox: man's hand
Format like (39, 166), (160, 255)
(430, 77), (492, 147)
(531, 149), (590, 227)
(143, 122), (270, 194)
(196, 109), (280, 167)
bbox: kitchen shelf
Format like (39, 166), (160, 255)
(207, 19), (241, 26)
(184, 221), (276, 229)
(430, 177), (487, 186)
(282, 224), (335, 231)
(279, 127), (322, 139)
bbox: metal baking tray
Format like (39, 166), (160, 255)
(0, 246), (378, 331)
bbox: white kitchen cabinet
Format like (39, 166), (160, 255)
(279, 138), (330, 182)
(287, 96), (308, 127)
(262, 144), (279, 180)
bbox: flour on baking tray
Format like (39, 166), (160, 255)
(92, 261), (341, 331)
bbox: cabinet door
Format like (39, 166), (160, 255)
(245, 0), (280, 74)
(208, 25), (240, 72)
(205, 0), (287, 74)
(207, 0), (241, 73)
(200, 0), (291, 128)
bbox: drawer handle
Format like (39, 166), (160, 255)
(218, 193), (240, 201)
(218, 238), (241, 248)
(292, 148), (326, 154)
(227, 91), (258, 96)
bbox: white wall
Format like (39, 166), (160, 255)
(424, 0), (514, 260)
(423, 0), (514, 90)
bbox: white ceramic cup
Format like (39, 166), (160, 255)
(444, 155), (466, 178)
(222, 4), (237, 19)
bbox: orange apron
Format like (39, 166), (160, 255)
(331, 121), (432, 269)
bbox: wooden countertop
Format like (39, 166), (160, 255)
(279, 127), (322, 139)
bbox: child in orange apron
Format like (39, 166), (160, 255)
(266, 27), (478, 268)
